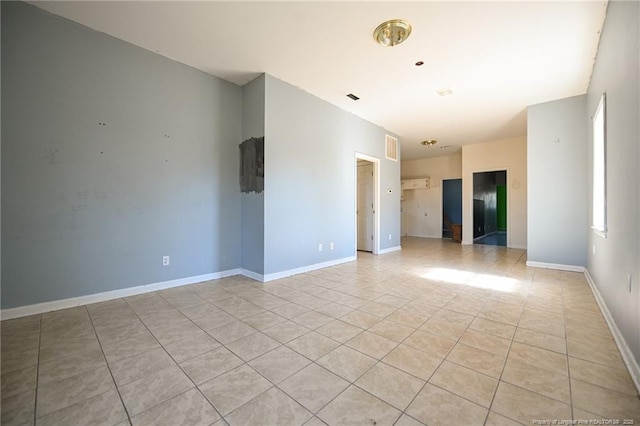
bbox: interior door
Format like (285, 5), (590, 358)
(357, 164), (374, 252)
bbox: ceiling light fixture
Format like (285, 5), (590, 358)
(421, 140), (438, 147)
(437, 88), (454, 97)
(415, 61), (424, 66)
(373, 19), (412, 47)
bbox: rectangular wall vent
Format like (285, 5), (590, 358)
(385, 135), (398, 161)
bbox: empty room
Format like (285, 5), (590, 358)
(1, 1), (639, 425)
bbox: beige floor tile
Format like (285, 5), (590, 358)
(36, 389), (127, 426)
(477, 300), (523, 326)
(180, 347), (244, 385)
(443, 294), (487, 315)
(484, 411), (522, 426)
(191, 310), (236, 332)
(429, 361), (498, 408)
(385, 308), (430, 328)
(263, 320), (310, 343)
(571, 378), (640, 420)
(249, 345), (311, 384)
(446, 343), (506, 378)
(147, 320), (203, 346)
(501, 358), (570, 403)
(359, 301), (397, 318)
(162, 330), (221, 363)
(1, 348), (38, 376)
(119, 364), (193, 417)
(95, 320), (149, 346)
(314, 302), (354, 319)
(279, 364), (349, 413)
(272, 303), (311, 320)
(469, 317), (516, 339)
(199, 364), (271, 415)
(36, 366), (115, 417)
(101, 332), (160, 365)
(316, 320), (363, 343)
(340, 310), (382, 329)
(1, 366), (37, 399)
(38, 345), (107, 385)
(566, 338), (626, 369)
(403, 330), (457, 358)
(382, 344), (443, 381)
(394, 414), (426, 426)
(110, 347), (175, 386)
(317, 385), (401, 425)
(517, 309), (565, 338)
(287, 332), (340, 360)
(243, 311), (287, 330)
(317, 346), (377, 382)
(345, 331), (397, 359)
(204, 320), (257, 345)
(292, 311), (334, 330)
(355, 362), (425, 410)
(1, 390), (35, 426)
(406, 383), (488, 426)
(368, 320), (415, 342)
(568, 356), (637, 396)
(513, 328), (566, 354)
(508, 342), (568, 375)
(130, 388), (219, 426)
(459, 329), (511, 356)
(226, 387), (312, 426)
(491, 381), (571, 425)
(226, 332), (280, 361)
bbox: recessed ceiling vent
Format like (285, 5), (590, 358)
(385, 135), (398, 161)
(347, 93), (360, 101)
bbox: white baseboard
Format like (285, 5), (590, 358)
(0, 269), (241, 321)
(509, 244), (527, 250)
(525, 261), (586, 272)
(260, 256), (357, 282)
(584, 269), (640, 393)
(379, 246), (402, 254)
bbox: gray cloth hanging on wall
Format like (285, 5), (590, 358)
(239, 136), (264, 193)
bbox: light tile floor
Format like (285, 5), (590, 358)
(2, 237), (639, 425)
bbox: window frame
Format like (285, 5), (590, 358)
(592, 93), (607, 238)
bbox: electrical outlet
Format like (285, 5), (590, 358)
(162, 256), (170, 266)
(388, 234), (392, 240)
(330, 242), (334, 250)
(628, 274), (632, 293)
(593, 245), (596, 255)
(318, 243), (323, 252)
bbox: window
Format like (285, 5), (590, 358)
(592, 93), (606, 236)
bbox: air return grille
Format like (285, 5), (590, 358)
(385, 135), (398, 161)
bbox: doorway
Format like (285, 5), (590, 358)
(355, 154), (379, 254)
(472, 170), (507, 246)
(442, 178), (462, 240)
(357, 160), (374, 252)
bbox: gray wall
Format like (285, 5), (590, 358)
(527, 95), (588, 267)
(586, 1), (640, 367)
(263, 75), (401, 275)
(1, 2), (242, 308)
(240, 75), (265, 274)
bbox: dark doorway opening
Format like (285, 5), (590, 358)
(442, 179), (463, 241)
(473, 171), (507, 246)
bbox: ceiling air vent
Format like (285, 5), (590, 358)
(385, 135), (398, 161)
(346, 93), (360, 101)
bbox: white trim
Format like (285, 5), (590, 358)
(379, 246), (401, 254)
(260, 256), (357, 282)
(525, 261), (585, 272)
(355, 153), (381, 255)
(0, 269), (241, 320)
(239, 268), (264, 282)
(584, 269), (640, 393)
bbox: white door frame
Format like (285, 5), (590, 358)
(355, 153), (380, 255)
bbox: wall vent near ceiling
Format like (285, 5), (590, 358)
(385, 135), (398, 161)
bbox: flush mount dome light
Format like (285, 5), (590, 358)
(421, 140), (437, 147)
(374, 19), (412, 47)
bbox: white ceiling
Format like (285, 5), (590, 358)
(31, 1), (608, 160)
